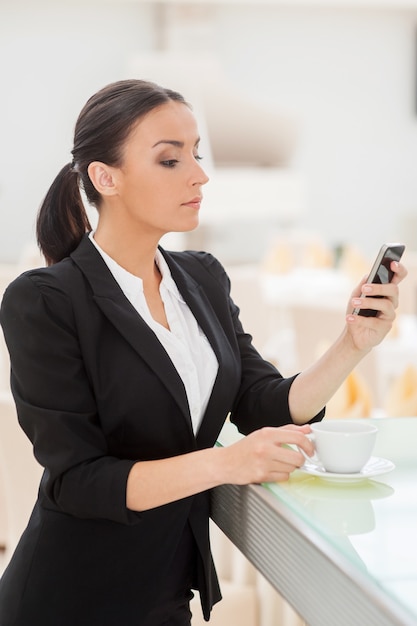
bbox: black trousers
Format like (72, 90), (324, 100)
(143, 523), (198, 626)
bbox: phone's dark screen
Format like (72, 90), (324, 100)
(358, 245), (404, 316)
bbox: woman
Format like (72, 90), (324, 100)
(0, 79), (405, 626)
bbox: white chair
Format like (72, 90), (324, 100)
(226, 264), (274, 353)
(0, 391), (43, 569)
(289, 304), (379, 408)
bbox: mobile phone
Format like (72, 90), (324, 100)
(352, 243), (405, 317)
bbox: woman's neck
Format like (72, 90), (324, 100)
(92, 222), (161, 280)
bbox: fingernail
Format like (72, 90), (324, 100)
(362, 285), (372, 293)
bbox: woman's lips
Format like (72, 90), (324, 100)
(182, 196), (202, 209)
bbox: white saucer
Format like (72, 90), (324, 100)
(298, 456), (395, 483)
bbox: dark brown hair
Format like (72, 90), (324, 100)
(37, 79), (188, 265)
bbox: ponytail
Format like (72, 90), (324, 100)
(36, 163), (92, 265)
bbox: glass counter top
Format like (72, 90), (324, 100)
(216, 417), (417, 625)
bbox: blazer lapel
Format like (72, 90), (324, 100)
(71, 236), (191, 427)
(161, 250), (231, 368)
(162, 250), (239, 444)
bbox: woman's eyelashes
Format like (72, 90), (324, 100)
(160, 159), (178, 168)
(159, 154), (203, 168)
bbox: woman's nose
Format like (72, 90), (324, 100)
(193, 161), (209, 186)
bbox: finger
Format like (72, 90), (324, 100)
(270, 426), (312, 442)
(352, 282), (399, 314)
(276, 433), (314, 458)
(276, 439), (313, 463)
(389, 261), (407, 284)
(269, 458), (307, 482)
(350, 296), (395, 318)
(270, 471), (292, 483)
(279, 423), (312, 434)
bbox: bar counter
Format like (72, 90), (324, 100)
(211, 418), (417, 626)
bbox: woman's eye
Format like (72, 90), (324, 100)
(160, 155), (203, 167)
(160, 159), (178, 168)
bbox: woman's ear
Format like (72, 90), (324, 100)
(87, 162), (118, 197)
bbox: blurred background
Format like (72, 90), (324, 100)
(1, 0), (417, 264)
(2, 2), (417, 625)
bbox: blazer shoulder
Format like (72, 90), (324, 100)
(5, 257), (79, 292)
(1, 258), (81, 325)
(167, 250), (231, 291)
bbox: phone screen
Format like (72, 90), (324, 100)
(355, 243), (405, 317)
(369, 246), (404, 285)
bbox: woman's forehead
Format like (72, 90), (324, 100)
(128, 101), (199, 147)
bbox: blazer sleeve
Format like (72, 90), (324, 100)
(0, 272), (140, 525)
(184, 251), (324, 434)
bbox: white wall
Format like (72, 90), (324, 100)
(214, 6), (417, 256)
(1, 1), (417, 263)
(0, 0), (154, 262)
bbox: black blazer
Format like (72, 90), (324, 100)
(0, 235), (318, 626)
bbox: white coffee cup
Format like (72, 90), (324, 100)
(304, 420), (378, 474)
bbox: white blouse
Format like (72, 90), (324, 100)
(89, 233), (219, 434)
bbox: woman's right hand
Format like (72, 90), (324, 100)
(127, 424), (315, 511)
(219, 424), (315, 485)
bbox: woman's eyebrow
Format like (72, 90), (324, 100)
(152, 138), (200, 148)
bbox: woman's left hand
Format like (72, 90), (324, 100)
(345, 260), (407, 352)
